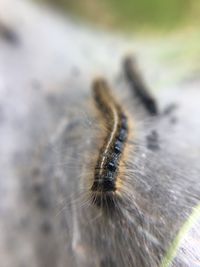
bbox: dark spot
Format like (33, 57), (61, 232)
(102, 178), (115, 191)
(147, 130), (159, 151)
(63, 119), (82, 140)
(163, 103), (177, 116)
(33, 184), (50, 210)
(118, 128), (127, 142)
(40, 221), (52, 235)
(144, 98), (158, 115)
(107, 161), (117, 172)
(37, 196), (50, 210)
(32, 167), (40, 177)
(121, 115), (127, 129)
(32, 183), (42, 194)
(0, 23), (20, 46)
(92, 171), (115, 192)
(170, 116), (177, 124)
(114, 140), (123, 154)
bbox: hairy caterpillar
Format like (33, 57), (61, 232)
(1, 1), (200, 267)
(91, 78), (129, 208)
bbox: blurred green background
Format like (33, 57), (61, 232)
(40, 0), (200, 32)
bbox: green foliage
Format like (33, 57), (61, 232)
(106, 0), (189, 29)
(39, 0), (200, 31)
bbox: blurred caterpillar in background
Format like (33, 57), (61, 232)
(0, 1), (200, 267)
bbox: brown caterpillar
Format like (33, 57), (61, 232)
(91, 78), (128, 207)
